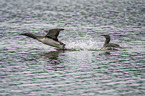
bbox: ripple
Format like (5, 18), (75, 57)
(1, 0), (145, 95)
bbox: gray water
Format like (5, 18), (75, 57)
(0, 0), (145, 96)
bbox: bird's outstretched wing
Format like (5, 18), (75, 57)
(44, 28), (64, 41)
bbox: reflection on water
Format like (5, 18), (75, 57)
(39, 50), (66, 71)
(41, 50), (65, 65)
(42, 50), (64, 60)
(104, 51), (111, 55)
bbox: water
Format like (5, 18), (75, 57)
(0, 0), (145, 95)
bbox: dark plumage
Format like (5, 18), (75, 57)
(44, 29), (64, 41)
(101, 35), (120, 48)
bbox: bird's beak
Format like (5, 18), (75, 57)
(44, 30), (48, 32)
(59, 29), (64, 31)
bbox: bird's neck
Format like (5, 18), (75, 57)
(105, 38), (110, 44)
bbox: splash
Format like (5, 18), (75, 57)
(65, 37), (102, 51)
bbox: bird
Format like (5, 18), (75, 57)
(20, 28), (65, 49)
(101, 35), (120, 48)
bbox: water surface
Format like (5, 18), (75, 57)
(0, 0), (145, 95)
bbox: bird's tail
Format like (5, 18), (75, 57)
(20, 33), (37, 39)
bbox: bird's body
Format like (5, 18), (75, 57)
(38, 36), (65, 49)
(20, 29), (65, 49)
(101, 35), (120, 48)
(103, 43), (120, 48)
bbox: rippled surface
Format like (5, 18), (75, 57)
(0, 0), (145, 95)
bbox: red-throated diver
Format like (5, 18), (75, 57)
(101, 35), (120, 48)
(20, 28), (65, 49)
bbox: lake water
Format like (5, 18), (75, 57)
(0, 0), (145, 95)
